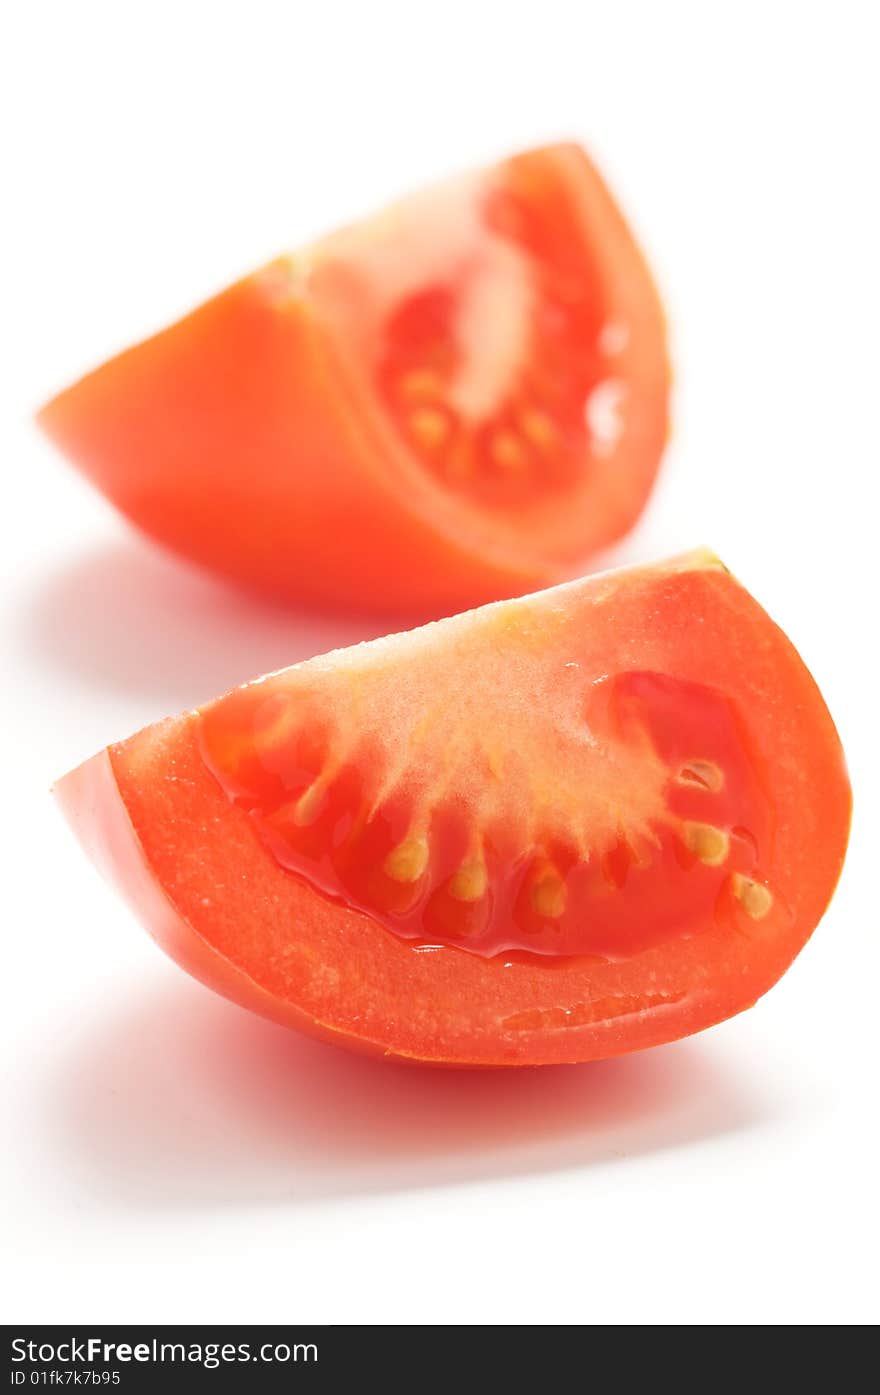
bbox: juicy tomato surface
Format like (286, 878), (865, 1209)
(55, 551), (850, 1067)
(38, 143), (669, 615)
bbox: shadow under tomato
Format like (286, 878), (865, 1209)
(21, 538), (414, 713)
(43, 974), (772, 1210)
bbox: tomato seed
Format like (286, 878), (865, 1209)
(530, 865), (567, 919)
(683, 821), (730, 866)
(518, 407), (558, 450)
(448, 858), (488, 903)
(408, 407), (451, 450)
(731, 874), (773, 919)
(489, 428), (528, 472)
(384, 836), (430, 884)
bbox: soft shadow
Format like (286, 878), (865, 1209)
(21, 531), (676, 713)
(44, 978), (771, 1209)
(21, 541), (405, 709)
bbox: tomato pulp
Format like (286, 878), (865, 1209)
(55, 552), (850, 1066)
(37, 144), (669, 615)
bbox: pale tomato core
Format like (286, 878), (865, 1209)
(303, 161), (628, 512)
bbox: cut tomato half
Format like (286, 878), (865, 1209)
(55, 551), (850, 1067)
(38, 143), (669, 615)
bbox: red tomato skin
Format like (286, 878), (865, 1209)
(54, 558), (851, 1068)
(38, 272), (546, 617)
(37, 145), (669, 617)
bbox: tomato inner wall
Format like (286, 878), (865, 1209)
(198, 671), (777, 962)
(376, 175), (615, 511)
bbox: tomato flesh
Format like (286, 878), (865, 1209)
(54, 552), (850, 1067)
(199, 669), (775, 961)
(372, 161), (610, 511)
(37, 144), (669, 615)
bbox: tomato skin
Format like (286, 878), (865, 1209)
(38, 271), (542, 616)
(54, 744), (393, 1060)
(54, 554), (851, 1067)
(37, 144), (669, 616)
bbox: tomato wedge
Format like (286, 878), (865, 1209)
(37, 143), (669, 615)
(55, 551), (850, 1066)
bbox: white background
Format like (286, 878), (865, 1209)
(2, 1), (877, 1325)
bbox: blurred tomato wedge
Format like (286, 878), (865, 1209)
(38, 143), (669, 614)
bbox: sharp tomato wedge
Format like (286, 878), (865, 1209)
(37, 143), (669, 614)
(55, 551), (850, 1066)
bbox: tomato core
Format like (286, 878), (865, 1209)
(374, 177), (619, 511)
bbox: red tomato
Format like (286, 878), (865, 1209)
(55, 551), (850, 1067)
(38, 144), (669, 615)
